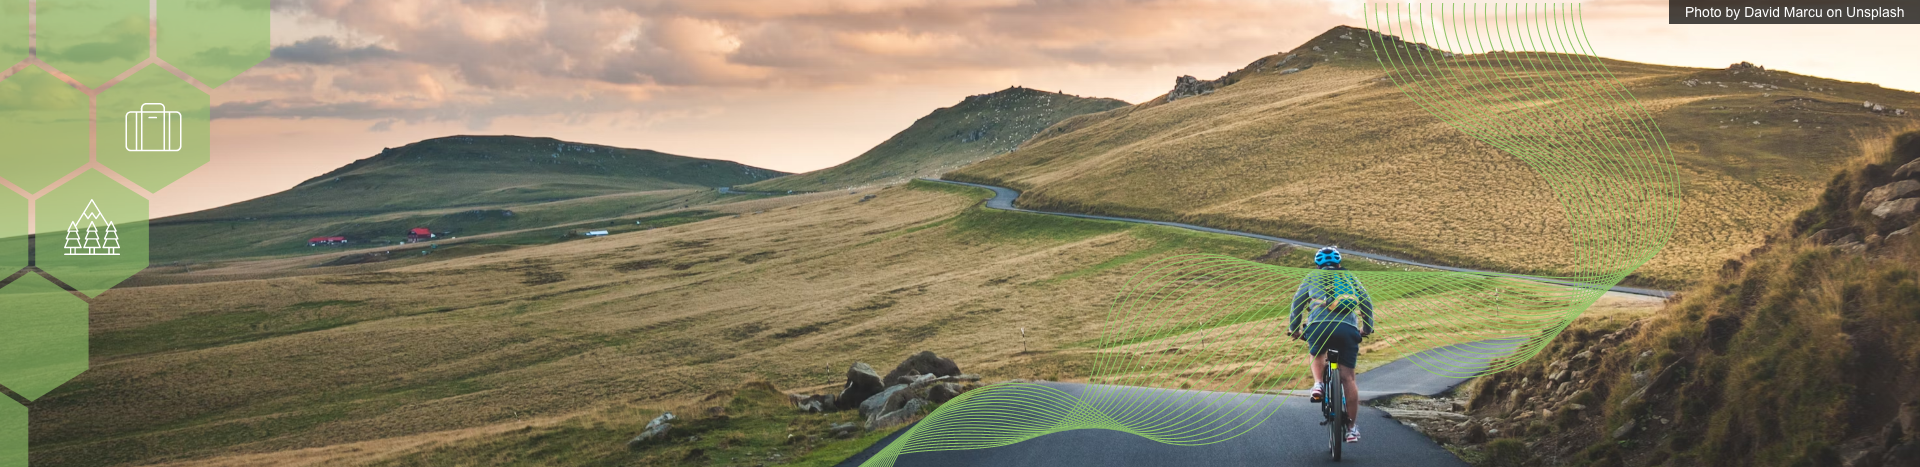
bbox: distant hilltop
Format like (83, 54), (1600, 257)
(736, 86), (1128, 193)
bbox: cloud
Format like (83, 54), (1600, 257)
(269, 37), (401, 64)
(233, 0), (1352, 124)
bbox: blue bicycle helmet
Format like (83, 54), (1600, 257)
(1314, 246), (1342, 267)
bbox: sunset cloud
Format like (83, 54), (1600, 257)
(221, 0), (1350, 125)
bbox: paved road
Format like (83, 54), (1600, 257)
(921, 178), (1674, 299)
(891, 382), (1465, 467)
(1279, 338), (1527, 400)
(837, 339), (1525, 467)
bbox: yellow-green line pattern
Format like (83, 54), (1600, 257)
(857, 4), (1677, 464)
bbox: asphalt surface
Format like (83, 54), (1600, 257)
(836, 339), (1524, 467)
(1277, 338), (1527, 400)
(921, 178), (1675, 299)
(841, 381), (1470, 467)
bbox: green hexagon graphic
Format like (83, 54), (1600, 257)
(1, 1), (26, 66)
(0, 273), (89, 401)
(0, 66), (90, 193)
(158, 0), (269, 88)
(37, 0), (150, 86)
(34, 171), (147, 297)
(1, 187), (22, 274)
(99, 66), (209, 192)
(0, 399), (22, 467)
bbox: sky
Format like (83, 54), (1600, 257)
(154, 0), (1920, 217)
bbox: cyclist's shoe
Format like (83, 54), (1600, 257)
(1346, 426), (1361, 443)
(1309, 383), (1324, 403)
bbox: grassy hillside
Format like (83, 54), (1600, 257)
(150, 135), (787, 262)
(737, 87), (1127, 192)
(947, 25), (1920, 287)
(1444, 132), (1920, 467)
(37, 180), (1660, 466)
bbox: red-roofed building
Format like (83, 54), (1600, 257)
(406, 228), (435, 243)
(309, 236), (348, 246)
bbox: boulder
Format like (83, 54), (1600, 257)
(626, 412), (677, 450)
(860, 385), (908, 419)
(868, 398), (929, 430)
(1893, 159), (1920, 180)
(1862, 179), (1920, 209)
(829, 422), (860, 439)
(883, 351), (962, 385)
(1611, 419), (1637, 440)
(835, 362), (884, 410)
(1873, 198), (1920, 221)
(929, 382), (963, 403)
(793, 393), (834, 413)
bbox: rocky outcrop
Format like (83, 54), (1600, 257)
(1863, 179), (1920, 209)
(1167, 75), (1218, 102)
(1873, 198), (1920, 222)
(883, 351), (962, 385)
(1895, 158), (1920, 180)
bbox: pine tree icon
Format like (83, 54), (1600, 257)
(64, 220), (82, 254)
(103, 222), (120, 254)
(64, 199), (121, 256)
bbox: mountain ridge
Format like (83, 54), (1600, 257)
(737, 86), (1127, 192)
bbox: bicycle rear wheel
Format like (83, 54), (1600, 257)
(1328, 361), (1344, 461)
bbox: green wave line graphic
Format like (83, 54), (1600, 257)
(858, 4), (1678, 464)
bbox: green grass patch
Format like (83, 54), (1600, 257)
(944, 208), (1130, 244)
(905, 179), (993, 201)
(91, 305), (365, 359)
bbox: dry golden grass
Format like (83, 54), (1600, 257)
(948, 27), (1920, 288)
(37, 178), (1675, 466)
(39, 183), (1287, 466)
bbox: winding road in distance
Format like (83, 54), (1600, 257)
(920, 178), (1674, 298)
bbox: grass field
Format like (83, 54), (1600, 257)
(44, 179), (1660, 466)
(947, 26), (1920, 288)
(737, 87), (1127, 193)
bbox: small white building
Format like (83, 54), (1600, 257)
(585, 230), (609, 237)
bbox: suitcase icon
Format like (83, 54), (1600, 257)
(126, 103), (184, 152)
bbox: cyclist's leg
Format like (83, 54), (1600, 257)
(1306, 322), (1331, 388)
(1342, 366), (1360, 426)
(1310, 352), (1327, 386)
(1333, 325), (1363, 426)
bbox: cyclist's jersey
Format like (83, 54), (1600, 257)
(1288, 266), (1375, 334)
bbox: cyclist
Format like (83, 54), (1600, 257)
(1288, 246), (1374, 443)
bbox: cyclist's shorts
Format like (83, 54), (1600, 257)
(1304, 321), (1362, 368)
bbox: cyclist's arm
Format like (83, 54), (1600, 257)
(1357, 281), (1375, 335)
(1289, 283), (1311, 334)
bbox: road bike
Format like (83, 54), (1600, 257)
(1320, 349), (1347, 461)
